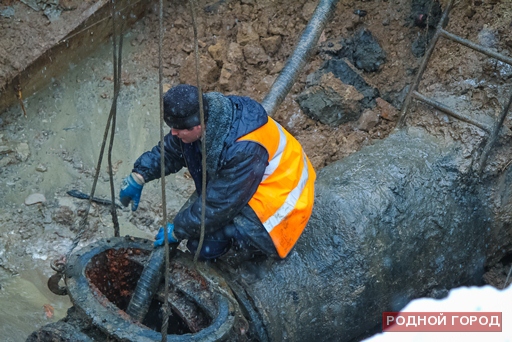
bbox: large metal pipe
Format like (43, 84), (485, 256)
(261, 0), (340, 117)
(225, 127), (511, 341)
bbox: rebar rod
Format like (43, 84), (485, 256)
(477, 91), (512, 173)
(66, 0), (125, 257)
(412, 91), (490, 132)
(108, 0), (123, 237)
(396, 0), (454, 129)
(440, 29), (512, 66)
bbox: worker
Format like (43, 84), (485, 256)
(119, 84), (316, 260)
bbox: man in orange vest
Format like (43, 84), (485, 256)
(120, 84), (315, 260)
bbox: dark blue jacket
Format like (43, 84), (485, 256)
(133, 95), (270, 239)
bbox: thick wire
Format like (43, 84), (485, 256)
(108, 0), (122, 237)
(66, 0), (123, 259)
(478, 91), (512, 173)
(158, 0), (170, 340)
(189, 0), (207, 265)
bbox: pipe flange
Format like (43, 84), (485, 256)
(65, 236), (239, 342)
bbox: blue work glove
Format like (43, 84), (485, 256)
(119, 173), (144, 211)
(154, 223), (179, 247)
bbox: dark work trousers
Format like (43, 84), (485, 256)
(175, 194), (277, 260)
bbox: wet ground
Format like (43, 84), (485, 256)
(0, 30), (195, 340)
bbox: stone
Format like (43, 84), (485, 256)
(268, 61), (284, 75)
(25, 193), (46, 206)
(36, 164), (47, 172)
(169, 54), (185, 68)
(219, 62), (243, 91)
(260, 36), (282, 56)
(376, 97), (398, 121)
(227, 42), (244, 64)
(268, 22), (284, 36)
(302, 1), (316, 21)
(243, 44), (268, 65)
(173, 17), (185, 29)
(296, 73), (365, 126)
(253, 75), (277, 98)
(15, 142), (30, 162)
(357, 109), (379, 132)
(236, 22), (260, 46)
(337, 29), (386, 73)
(410, 0), (442, 29)
(179, 54), (220, 88)
(307, 58), (379, 108)
(208, 39), (227, 63)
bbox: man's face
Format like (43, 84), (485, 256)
(171, 125), (202, 143)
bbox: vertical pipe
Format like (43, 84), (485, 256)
(126, 247), (166, 322)
(261, 0), (339, 117)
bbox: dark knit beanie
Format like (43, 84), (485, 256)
(163, 84), (208, 129)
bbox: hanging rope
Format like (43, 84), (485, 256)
(158, 0), (171, 339)
(108, 0), (123, 237)
(156, 2), (205, 336)
(66, 0), (123, 259)
(188, 0), (207, 265)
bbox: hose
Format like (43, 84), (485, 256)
(126, 247), (166, 322)
(261, 0), (340, 117)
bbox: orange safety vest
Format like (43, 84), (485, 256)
(237, 117), (316, 258)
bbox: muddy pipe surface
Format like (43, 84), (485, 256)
(230, 127), (511, 341)
(261, 0), (339, 117)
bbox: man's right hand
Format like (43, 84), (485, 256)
(119, 173), (144, 211)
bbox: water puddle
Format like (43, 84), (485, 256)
(0, 270), (70, 341)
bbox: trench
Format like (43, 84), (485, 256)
(2, 0), (512, 341)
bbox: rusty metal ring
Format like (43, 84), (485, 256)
(48, 272), (68, 296)
(51, 257), (66, 273)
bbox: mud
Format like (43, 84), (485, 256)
(1, 0), (512, 340)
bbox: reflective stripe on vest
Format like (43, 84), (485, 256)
(237, 117), (316, 258)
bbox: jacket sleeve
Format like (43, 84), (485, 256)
(132, 132), (186, 182)
(173, 141), (268, 239)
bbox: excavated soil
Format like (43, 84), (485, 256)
(1, 0), (512, 339)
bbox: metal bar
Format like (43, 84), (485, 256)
(412, 91), (490, 132)
(440, 29), (512, 66)
(396, 0), (455, 129)
(477, 91), (512, 173)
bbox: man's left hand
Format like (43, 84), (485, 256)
(154, 223), (179, 247)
